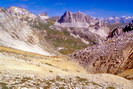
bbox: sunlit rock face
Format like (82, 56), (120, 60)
(54, 11), (109, 45)
(7, 6), (49, 26)
(7, 6), (37, 23)
(0, 7), (56, 56)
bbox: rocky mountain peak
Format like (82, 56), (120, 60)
(7, 6), (37, 23)
(58, 11), (73, 23)
(8, 6), (28, 13)
(6, 6), (50, 26)
(58, 11), (94, 24)
(54, 11), (109, 39)
(7, 6), (36, 17)
(38, 12), (49, 20)
(0, 7), (4, 11)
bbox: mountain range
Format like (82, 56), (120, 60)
(0, 6), (133, 89)
(104, 16), (133, 24)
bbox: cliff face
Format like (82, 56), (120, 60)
(57, 11), (95, 26)
(0, 7), (56, 56)
(71, 28), (133, 75)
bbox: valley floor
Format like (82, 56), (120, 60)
(0, 46), (132, 89)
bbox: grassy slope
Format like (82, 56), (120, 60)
(32, 20), (88, 55)
(0, 46), (88, 76)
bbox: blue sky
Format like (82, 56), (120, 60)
(0, 0), (133, 17)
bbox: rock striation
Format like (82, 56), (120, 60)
(0, 7), (56, 56)
(57, 11), (96, 27)
(7, 6), (49, 26)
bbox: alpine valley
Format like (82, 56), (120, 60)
(0, 6), (132, 89)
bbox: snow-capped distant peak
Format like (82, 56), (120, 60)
(104, 16), (133, 24)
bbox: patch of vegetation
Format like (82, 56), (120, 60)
(61, 69), (68, 72)
(32, 20), (88, 55)
(45, 81), (52, 86)
(90, 82), (102, 87)
(76, 76), (88, 82)
(0, 82), (9, 89)
(56, 76), (65, 81)
(43, 86), (50, 89)
(49, 70), (53, 73)
(46, 29), (88, 55)
(20, 77), (32, 83)
(106, 86), (115, 89)
(0, 46), (45, 59)
(45, 63), (54, 67)
(59, 87), (65, 89)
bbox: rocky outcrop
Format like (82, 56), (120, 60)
(7, 6), (37, 24)
(7, 6), (49, 26)
(55, 11), (108, 32)
(38, 12), (49, 20)
(107, 22), (133, 38)
(0, 7), (56, 56)
(107, 27), (123, 38)
(71, 27), (133, 75)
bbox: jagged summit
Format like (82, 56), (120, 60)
(57, 11), (95, 25)
(54, 11), (109, 43)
